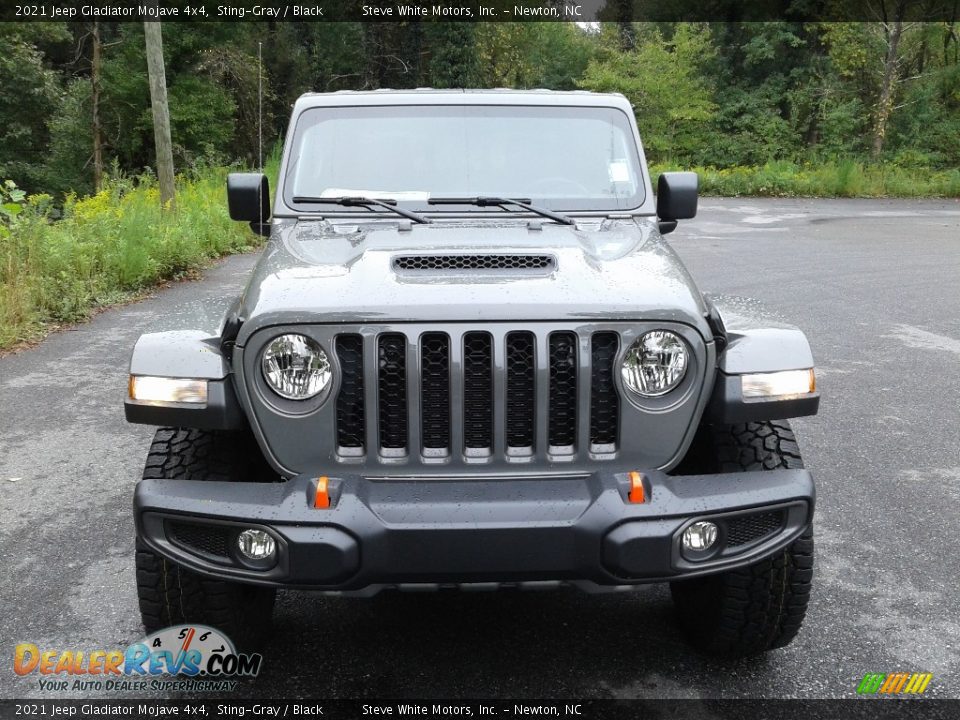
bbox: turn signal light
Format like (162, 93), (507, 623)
(128, 375), (207, 405)
(628, 471), (647, 504)
(313, 476), (330, 509)
(741, 368), (816, 401)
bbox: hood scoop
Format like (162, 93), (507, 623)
(393, 253), (556, 273)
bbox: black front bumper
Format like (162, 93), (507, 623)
(134, 469), (814, 592)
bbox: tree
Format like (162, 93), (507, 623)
(872, 2), (910, 157)
(0, 24), (68, 192)
(90, 22), (104, 191)
(144, 20), (175, 208)
(579, 24), (716, 163)
(427, 23), (481, 88)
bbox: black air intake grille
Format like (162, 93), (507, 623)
(167, 522), (230, 559)
(378, 334), (408, 451)
(548, 332), (578, 448)
(420, 333), (450, 451)
(726, 511), (785, 547)
(506, 332), (536, 450)
(335, 334), (365, 450)
(463, 333), (494, 450)
(590, 332), (620, 448)
(314, 326), (631, 465)
(394, 254), (555, 271)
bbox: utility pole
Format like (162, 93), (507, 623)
(144, 18), (175, 209)
(91, 21), (103, 192)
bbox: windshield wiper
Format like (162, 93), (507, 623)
(428, 196), (575, 226)
(292, 196), (431, 224)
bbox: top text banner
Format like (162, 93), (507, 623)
(3, 1), (957, 23)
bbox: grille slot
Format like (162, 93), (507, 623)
(335, 334), (365, 452)
(726, 511), (785, 547)
(463, 333), (494, 452)
(394, 254), (555, 272)
(421, 333), (450, 453)
(167, 522), (230, 559)
(548, 332), (578, 450)
(378, 334), (408, 452)
(506, 332), (536, 452)
(590, 332), (620, 450)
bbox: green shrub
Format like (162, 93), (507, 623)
(0, 169), (259, 349)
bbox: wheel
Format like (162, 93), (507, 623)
(669, 420), (815, 657)
(135, 427), (279, 649)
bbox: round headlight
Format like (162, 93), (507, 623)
(621, 330), (688, 397)
(261, 334), (331, 400)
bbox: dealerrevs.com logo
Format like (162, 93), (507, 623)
(14, 625), (262, 692)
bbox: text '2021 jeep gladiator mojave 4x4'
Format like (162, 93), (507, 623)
(125, 90), (819, 657)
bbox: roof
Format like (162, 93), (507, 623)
(292, 88), (631, 111)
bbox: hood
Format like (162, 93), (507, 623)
(235, 217), (709, 344)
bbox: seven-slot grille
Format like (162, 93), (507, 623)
(333, 329), (620, 461)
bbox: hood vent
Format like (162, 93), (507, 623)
(393, 254), (556, 272)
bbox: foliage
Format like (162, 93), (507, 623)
(475, 23), (593, 89)
(427, 23), (481, 88)
(579, 24), (717, 162)
(0, 172), (259, 349)
(0, 24), (69, 192)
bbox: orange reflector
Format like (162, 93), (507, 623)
(628, 471), (646, 504)
(314, 476), (330, 509)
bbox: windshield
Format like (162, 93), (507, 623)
(284, 104), (645, 213)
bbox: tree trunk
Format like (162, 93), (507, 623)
(90, 22), (103, 193)
(615, 0), (635, 51)
(144, 19), (175, 209)
(872, 12), (905, 159)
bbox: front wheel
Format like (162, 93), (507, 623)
(669, 421), (815, 657)
(134, 428), (278, 649)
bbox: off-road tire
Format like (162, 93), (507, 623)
(669, 421), (814, 657)
(135, 427), (279, 649)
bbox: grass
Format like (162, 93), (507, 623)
(650, 160), (960, 198)
(0, 168), (261, 351)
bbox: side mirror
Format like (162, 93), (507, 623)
(227, 173), (271, 236)
(656, 171), (698, 234)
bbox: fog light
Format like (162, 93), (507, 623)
(237, 529), (276, 560)
(682, 521), (718, 552)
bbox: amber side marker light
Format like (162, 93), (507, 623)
(314, 476), (330, 509)
(628, 471), (647, 504)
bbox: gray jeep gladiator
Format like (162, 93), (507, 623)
(126, 90), (819, 657)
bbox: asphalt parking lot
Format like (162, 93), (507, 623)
(1, 197), (958, 700)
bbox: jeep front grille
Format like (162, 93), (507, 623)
(332, 327), (622, 462)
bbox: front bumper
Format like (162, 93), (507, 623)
(134, 469), (814, 592)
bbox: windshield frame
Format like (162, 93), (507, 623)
(279, 102), (649, 219)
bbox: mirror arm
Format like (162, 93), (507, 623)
(249, 221), (271, 237)
(658, 220), (678, 235)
